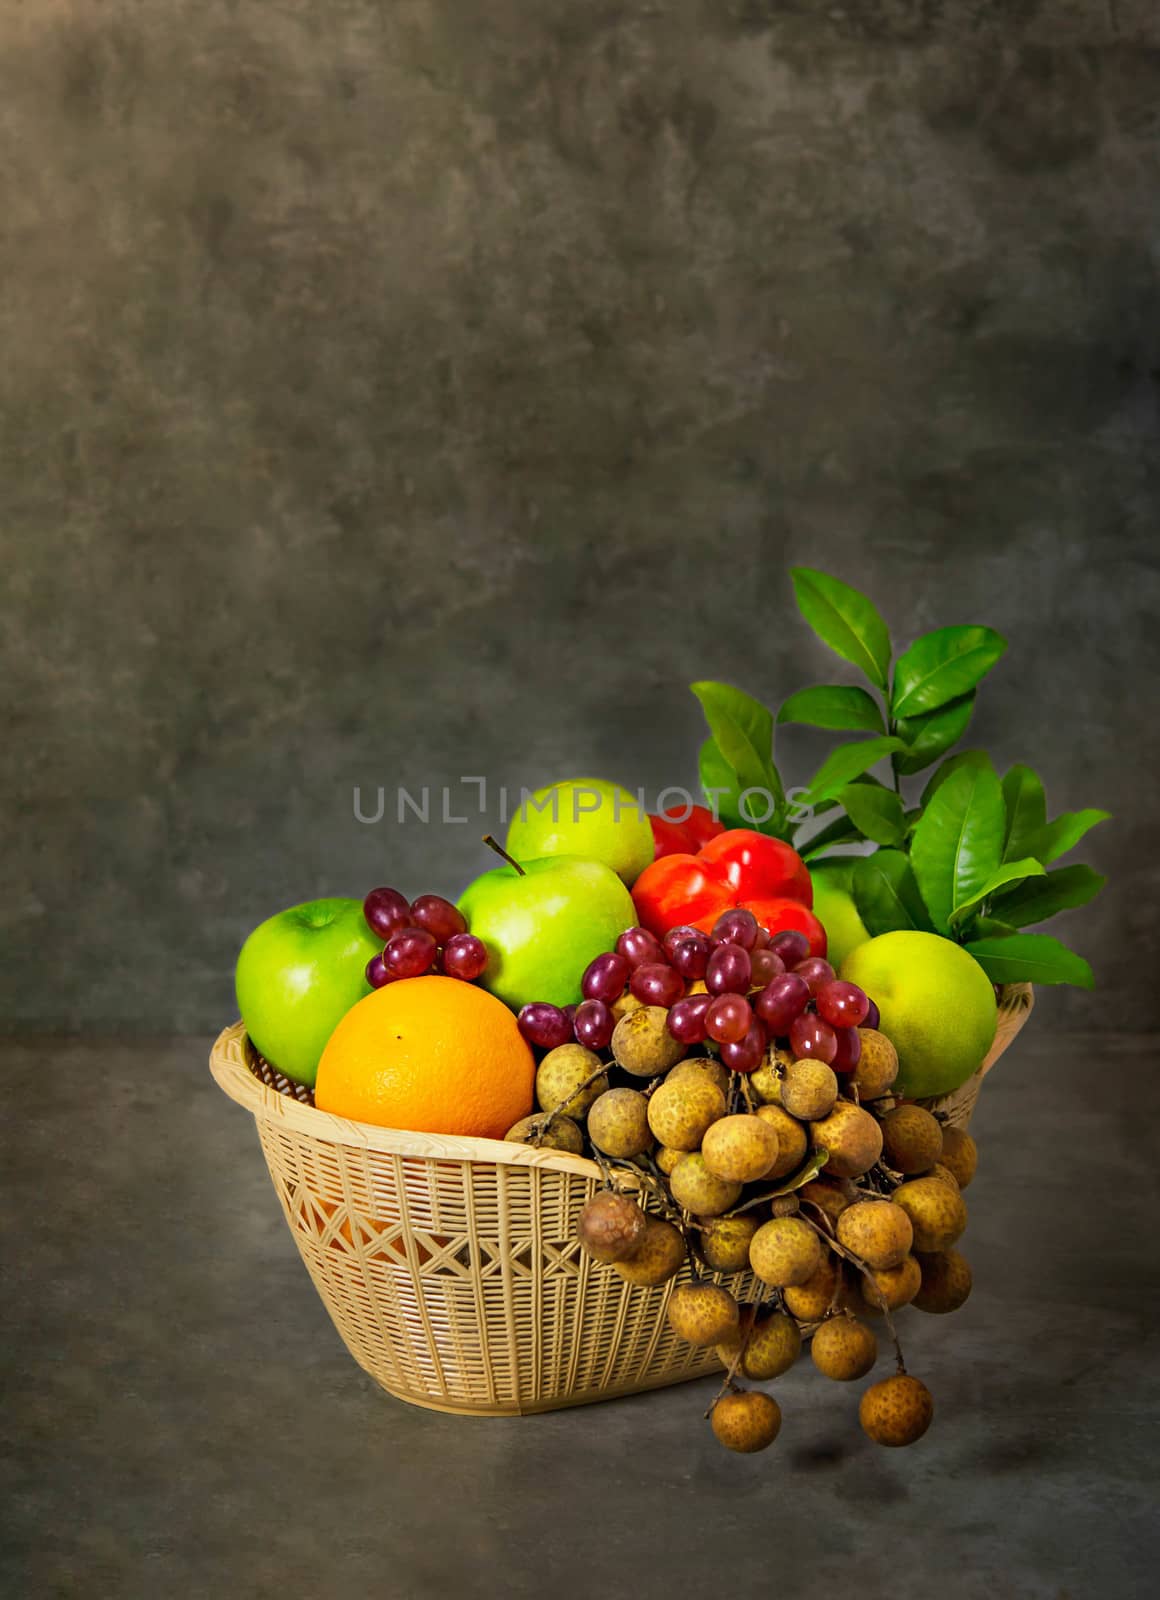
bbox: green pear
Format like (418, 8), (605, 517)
(457, 854), (636, 1011)
(505, 778), (654, 887)
(809, 859), (870, 969)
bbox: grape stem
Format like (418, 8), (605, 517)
(482, 834), (526, 875)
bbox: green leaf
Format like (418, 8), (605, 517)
(963, 933), (1095, 989)
(777, 685), (885, 733)
(972, 917), (1020, 938)
(853, 850), (935, 936)
(1001, 764), (1046, 863)
(1024, 808), (1111, 865)
(892, 626), (1007, 719)
(802, 736), (905, 807)
(690, 682), (784, 826)
(910, 752), (1005, 934)
(837, 783), (906, 846)
(789, 568), (892, 691)
(948, 857), (1045, 926)
(699, 738), (746, 830)
(796, 810), (865, 861)
(921, 749), (986, 810)
(991, 864), (1107, 927)
(894, 693), (975, 777)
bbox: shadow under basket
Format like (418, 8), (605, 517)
(209, 983), (1033, 1417)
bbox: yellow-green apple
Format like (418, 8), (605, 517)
(840, 931), (997, 1099)
(506, 778), (654, 886)
(235, 898), (380, 1086)
(457, 854), (636, 1011)
(810, 860), (870, 969)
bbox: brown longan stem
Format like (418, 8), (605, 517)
(704, 1321), (756, 1417)
(799, 1210), (908, 1376)
(534, 1065), (612, 1147)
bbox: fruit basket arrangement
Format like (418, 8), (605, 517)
(213, 570), (1106, 1452)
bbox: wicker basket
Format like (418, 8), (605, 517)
(209, 983), (1033, 1416)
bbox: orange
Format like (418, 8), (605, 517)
(315, 975), (535, 1138)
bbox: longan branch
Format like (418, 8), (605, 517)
(799, 1210), (907, 1376)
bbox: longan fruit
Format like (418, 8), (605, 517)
(849, 1029), (899, 1099)
(698, 1213), (760, 1274)
(667, 1056), (730, 1097)
(504, 1114), (584, 1154)
(893, 1177), (968, 1253)
(755, 1104), (807, 1177)
(667, 1281), (739, 1346)
(783, 1251), (841, 1321)
(576, 1191), (646, 1262)
(647, 1077), (726, 1152)
(810, 1100), (883, 1178)
(780, 1058), (838, 1121)
(811, 1316), (877, 1381)
(716, 1303), (757, 1363)
(701, 1114), (780, 1184)
(859, 1255), (922, 1313)
(536, 1045), (607, 1119)
(610, 991), (644, 1022)
(612, 1216), (686, 1286)
(669, 1153), (742, 1217)
(738, 1312), (801, 1380)
(836, 1199), (914, 1270)
(587, 1088), (652, 1158)
(859, 1375), (934, 1447)
(750, 1045), (793, 1105)
(913, 1248), (972, 1314)
(711, 1390), (782, 1453)
(749, 1216), (824, 1288)
(880, 1105), (943, 1175)
(612, 1006), (686, 1077)
(797, 1177), (855, 1223)
(655, 1145), (684, 1177)
(929, 1163), (961, 1191)
(939, 1127), (978, 1189)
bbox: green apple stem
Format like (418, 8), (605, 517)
(482, 834), (526, 875)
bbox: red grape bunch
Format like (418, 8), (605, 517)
(362, 888), (489, 989)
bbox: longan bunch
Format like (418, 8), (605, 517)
(504, 917), (980, 1456)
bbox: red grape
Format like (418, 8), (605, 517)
(663, 924), (703, 959)
(573, 999), (614, 1051)
(667, 993), (712, 1044)
(789, 1010), (837, 1063)
(793, 956), (836, 997)
(711, 907), (759, 951)
(385, 927), (438, 978)
(363, 886), (411, 940)
(409, 894), (467, 943)
(749, 948), (786, 988)
(617, 927), (665, 969)
(754, 973), (811, 1034)
(365, 952), (392, 989)
(706, 942), (752, 996)
(670, 933), (711, 981)
(630, 962), (684, 1008)
(706, 993), (753, 1045)
(816, 980), (869, 1028)
(769, 929), (810, 968)
(831, 1025), (862, 1073)
(752, 927), (771, 950)
(863, 997), (881, 1031)
(442, 933), (488, 981)
(719, 1018), (768, 1074)
(517, 1003), (573, 1050)
(582, 951), (630, 1004)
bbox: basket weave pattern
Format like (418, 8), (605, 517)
(210, 983), (1031, 1416)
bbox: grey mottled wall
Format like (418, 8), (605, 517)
(2, 1), (1157, 1033)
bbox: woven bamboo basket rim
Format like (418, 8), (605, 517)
(210, 982), (1033, 1170)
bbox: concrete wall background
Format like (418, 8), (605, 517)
(2, 1), (1157, 1032)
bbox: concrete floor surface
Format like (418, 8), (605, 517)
(3, 1029), (1158, 1599)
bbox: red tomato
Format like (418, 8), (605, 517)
(697, 830), (813, 907)
(631, 829), (820, 953)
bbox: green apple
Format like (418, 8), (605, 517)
(235, 897), (381, 1087)
(809, 859), (870, 970)
(505, 778), (654, 887)
(840, 931), (997, 1100)
(457, 854), (636, 1011)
